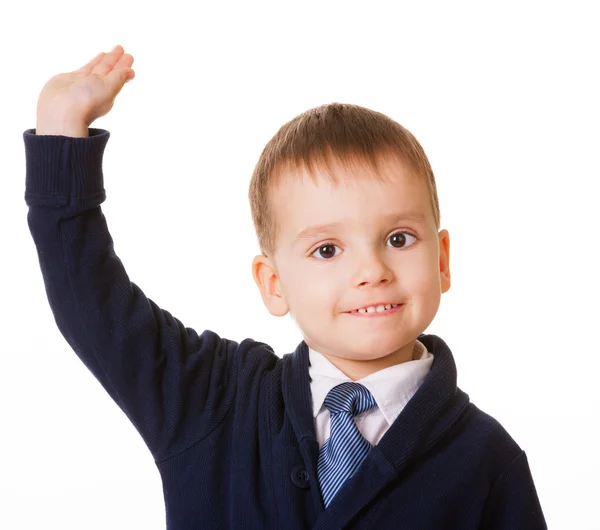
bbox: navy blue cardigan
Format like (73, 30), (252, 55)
(23, 128), (547, 529)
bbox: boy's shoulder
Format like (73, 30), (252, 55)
(456, 400), (525, 475)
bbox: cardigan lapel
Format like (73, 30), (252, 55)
(376, 334), (470, 471)
(281, 339), (326, 515)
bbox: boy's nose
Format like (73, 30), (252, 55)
(353, 254), (394, 287)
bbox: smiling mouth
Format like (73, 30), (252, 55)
(345, 304), (404, 315)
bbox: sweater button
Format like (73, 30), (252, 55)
(291, 465), (310, 489)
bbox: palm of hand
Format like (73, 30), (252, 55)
(37, 44), (135, 127)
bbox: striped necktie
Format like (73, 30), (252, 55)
(317, 382), (377, 507)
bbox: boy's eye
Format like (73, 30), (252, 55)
(310, 231), (417, 260)
(312, 243), (340, 260)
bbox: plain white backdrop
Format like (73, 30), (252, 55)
(2, 0), (599, 528)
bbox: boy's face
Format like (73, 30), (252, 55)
(252, 153), (451, 379)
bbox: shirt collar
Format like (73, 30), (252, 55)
(308, 340), (434, 426)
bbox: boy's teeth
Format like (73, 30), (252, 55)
(357, 303), (398, 313)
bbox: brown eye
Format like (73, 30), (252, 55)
(314, 243), (338, 260)
(388, 231), (417, 248)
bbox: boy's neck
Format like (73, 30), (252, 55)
(318, 339), (419, 381)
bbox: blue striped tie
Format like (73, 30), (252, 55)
(317, 382), (377, 507)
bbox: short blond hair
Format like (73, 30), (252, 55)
(248, 103), (440, 257)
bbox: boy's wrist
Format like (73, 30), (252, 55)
(36, 115), (89, 138)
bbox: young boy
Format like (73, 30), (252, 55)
(24, 46), (547, 529)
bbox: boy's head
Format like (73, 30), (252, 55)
(249, 103), (450, 379)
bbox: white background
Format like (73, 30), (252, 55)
(2, 1), (599, 528)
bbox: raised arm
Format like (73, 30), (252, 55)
(24, 47), (240, 462)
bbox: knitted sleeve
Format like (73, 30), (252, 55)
(479, 450), (548, 530)
(23, 128), (239, 462)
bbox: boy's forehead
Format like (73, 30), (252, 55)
(271, 155), (430, 241)
(273, 152), (420, 199)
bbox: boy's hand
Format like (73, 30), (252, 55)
(36, 45), (135, 137)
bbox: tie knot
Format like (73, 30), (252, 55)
(324, 382), (377, 417)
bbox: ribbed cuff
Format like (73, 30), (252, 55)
(23, 127), (110, 207)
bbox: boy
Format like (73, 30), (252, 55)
(24, 45), (547, 528)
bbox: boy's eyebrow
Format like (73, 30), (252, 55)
(294, 212), (427, 241)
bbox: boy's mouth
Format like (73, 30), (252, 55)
(345, 303), (403, 315)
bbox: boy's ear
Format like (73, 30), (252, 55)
(438, 229), (451, 293)
(252, 254), (290, 317)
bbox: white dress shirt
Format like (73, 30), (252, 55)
(309, 340), (434, 449)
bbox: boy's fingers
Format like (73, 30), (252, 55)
(91, 45), (125, 78)
(77, 52), (106, 74)
(115, 53), (134, 70)
(105, 67), (133, 95)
